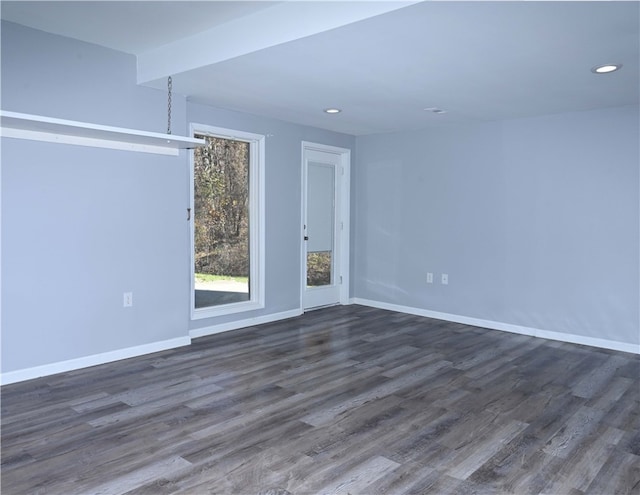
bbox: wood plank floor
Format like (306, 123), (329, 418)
(2, 305), (639, 494)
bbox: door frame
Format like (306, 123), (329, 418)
(301, 141), (351, 310)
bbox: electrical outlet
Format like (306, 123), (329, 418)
(441, 274), (448, 285)
(427, 272), (433, 284)
(123, 292), (133, 307)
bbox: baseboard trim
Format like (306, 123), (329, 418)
(2, 309), (305, 386)
(0, 336), (192, 386)
(5, 301), (634, 385)
(189, 308), (303, 339)
(351, 298), (640, 355)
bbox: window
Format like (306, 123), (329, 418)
(190, 124), (264, 319)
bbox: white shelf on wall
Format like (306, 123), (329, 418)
(0, 110), (205, 156)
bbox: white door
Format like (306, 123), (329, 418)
(302, 143), (350, 310)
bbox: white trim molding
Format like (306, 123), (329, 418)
(301, 142), (351, 310)
(190, 308), (303, 339)
(0, 336), (191, 386)
(1, 307), (303, 385)
(351, 298), (640, 355)
(189, 124), (266, 320)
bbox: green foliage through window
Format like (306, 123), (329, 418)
(307, 251), (332, 287)
(194, 135), (249, 279)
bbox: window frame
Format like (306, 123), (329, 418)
(189, 123), (265, 320)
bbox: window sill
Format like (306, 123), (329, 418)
(191, 299), (265, 320)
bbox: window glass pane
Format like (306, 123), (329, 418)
(193, 134), (250, 308)
(306, 163), (335, 252)
(307, 251), (332, 287)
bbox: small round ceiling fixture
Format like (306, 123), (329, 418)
(591, 63), (622, 74)
(324, 108), (341, 114)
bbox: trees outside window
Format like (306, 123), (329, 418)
(191, 126), (264, 317)
(194, 135), (249, 280)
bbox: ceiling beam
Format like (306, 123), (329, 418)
(136, 1), (419, 85)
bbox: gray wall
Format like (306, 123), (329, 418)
(1, 22), (354, 373)
(2, 20), (637, 376)
(353, 105), (639, 346)
(1, 22), (191, 372)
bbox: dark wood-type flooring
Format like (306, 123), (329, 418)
(2, 305), (639, 494)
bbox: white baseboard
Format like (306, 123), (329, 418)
(0, 336), (192, 386)
(2, 309), (304, 386)
(351, 298), (640, 355)
(189, 308), (303, 339)
(4, 301), (634, 386)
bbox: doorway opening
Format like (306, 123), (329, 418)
(301, 142), (350, 310)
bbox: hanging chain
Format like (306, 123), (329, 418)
(167, 76), (172, 135)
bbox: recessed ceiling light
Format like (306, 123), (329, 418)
(591, 64), (622, 74)
(324, 108), (341, 114)
(424, 107), (447, 114)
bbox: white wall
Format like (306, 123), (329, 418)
(353, 106), (640, 349)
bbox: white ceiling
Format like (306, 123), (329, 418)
(2, 1), (639, 135)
